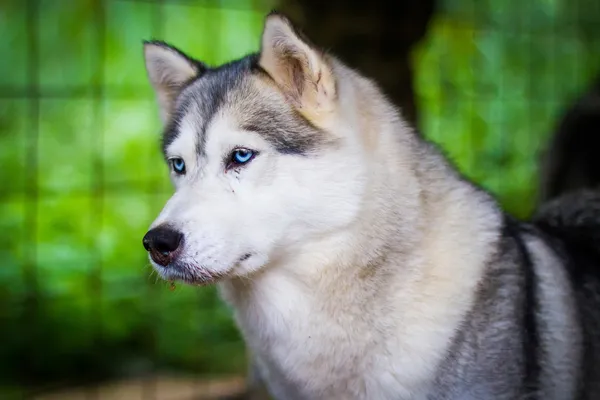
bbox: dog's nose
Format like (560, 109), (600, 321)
(142, 226), (183, 266)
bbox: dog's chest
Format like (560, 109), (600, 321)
(220, 280), (431, 400)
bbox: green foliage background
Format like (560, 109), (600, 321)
(414, 0), (600, 217)
(0, 0), (598, 394)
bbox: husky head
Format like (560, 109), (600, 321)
(142, 13), (373, 285)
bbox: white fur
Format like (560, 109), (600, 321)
(150, 95), (366, 284)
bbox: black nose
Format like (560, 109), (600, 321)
(142, 226), (183, 266)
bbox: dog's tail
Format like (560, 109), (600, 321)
(538, 74), (600, 204)
(533, 76), (600, 252)
(533, 190), (600, 254)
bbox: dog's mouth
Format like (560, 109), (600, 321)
(154, 263), (225, 286)
(152, 253), (254, 287)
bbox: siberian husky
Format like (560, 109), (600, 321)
(141, 12), (600, 400)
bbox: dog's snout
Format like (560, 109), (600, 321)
(142, 226), (183, 266)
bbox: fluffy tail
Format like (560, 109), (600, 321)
(538, 74), (600, 204)
(534, 75), (600, 251)
(533, 190), (600, 253)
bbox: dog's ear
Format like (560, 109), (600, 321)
(143, 41), (204, 123)
(259, 12), (336, 122)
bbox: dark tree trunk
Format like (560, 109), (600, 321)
(275, 0), (436, 127)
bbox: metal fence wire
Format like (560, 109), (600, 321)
(0, 0), (599, 398)
(2, 1), (272, 398)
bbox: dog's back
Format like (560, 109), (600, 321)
(530, 191), (600, 399)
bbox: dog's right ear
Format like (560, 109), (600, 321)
(143, 41), (204, 123)
(258, 12), (336, 124)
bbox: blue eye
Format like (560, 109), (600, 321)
(170, 157), (186, 174)
(231, 149), (255, 165)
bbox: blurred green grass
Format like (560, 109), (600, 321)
(0, 0), (599, 393)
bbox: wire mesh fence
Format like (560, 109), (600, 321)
(0, 0), (599, 398)
(1, 1), (273, 398)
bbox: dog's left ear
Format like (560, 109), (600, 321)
(144, 41), (204, 123)
(259, 12), (336, 122)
